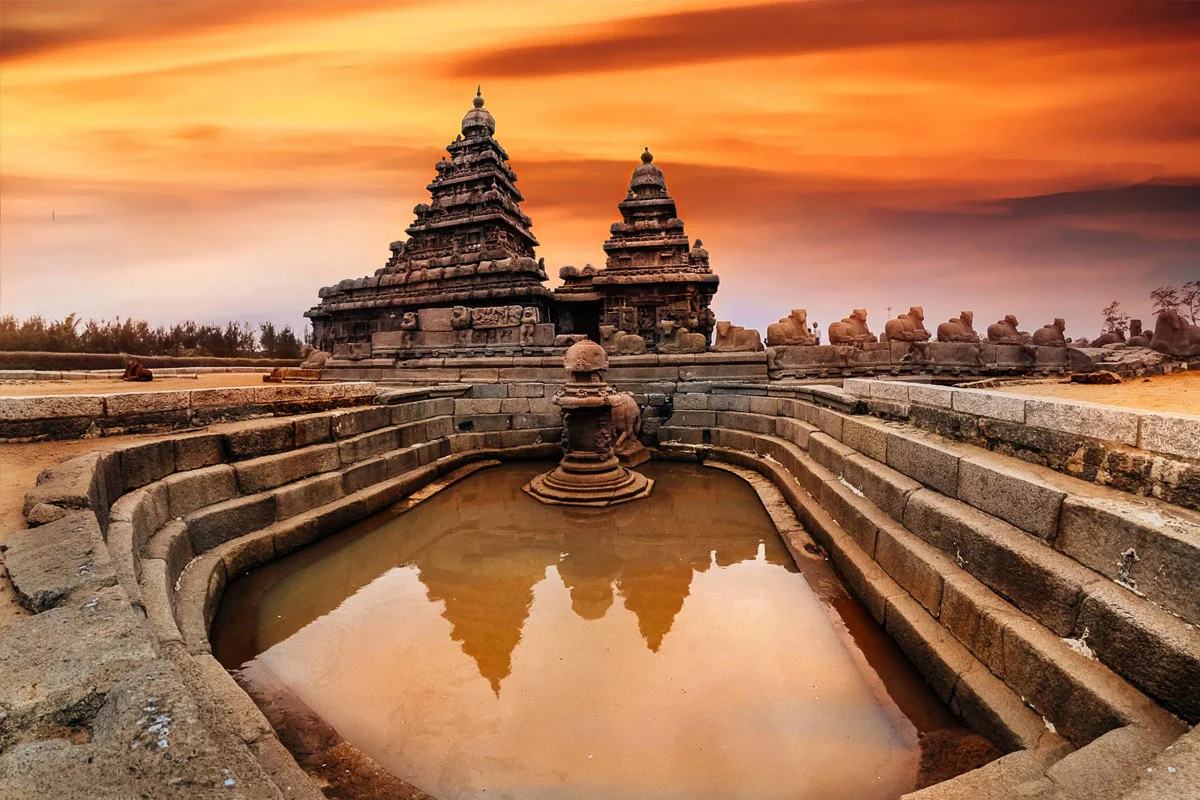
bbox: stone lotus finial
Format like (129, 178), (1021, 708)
(474, 85), (484, 107)
(642, 147), (653, 163)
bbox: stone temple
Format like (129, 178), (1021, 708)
(305, 90), (719, 358)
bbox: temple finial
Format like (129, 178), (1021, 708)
(474, 85), (484, 108)
(641, 147), (653, 164)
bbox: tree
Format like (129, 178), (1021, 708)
(1149, 281), (1200, 326)
(1101, 301), (1129, 336)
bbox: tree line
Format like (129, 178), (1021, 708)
(1101, 280), (1198, 336)
(0, 314), (308, 359)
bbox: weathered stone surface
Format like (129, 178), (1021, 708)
(886, 428), (962, 496)
(139, 557), (184, 644)
(1025, 398), (1140, 446)
(901, 749), (1047, 799)
(1117, 724), (1200, 800)
(1055, 495), (1200, 626)
(874, 523), (955, 615)
(883, 594), (975, 702)
(809, 432), (856, 475)
(273, 472), (344, 520)
(956, 455), (1065, 539)
(841, 453), (920, 523)
(104, 390), (190, 416)
(947, 672), (1054, 757)
(143, 520), (194, 584)
(0, 586), (156, 748)
(869, 381), (910, 403)
(292, 414), (332, 447)
(234, 444), (340, 494)
(0, 393), (104, 421)
(1138, 411), (1200, 460)
(330, 406), (391, 439)
(938, 573), (1016, 676)
(818, 478), (882, 556)
(22, 451), (101, 522)
(118, 439), (175, 491)
(176, 553), (226, 653)
(186, 494), (275, 554)
(1076, 583), (1200, 724)
(110, 481), (171, 553)
(343, 457), (389, 493)
(950, 388), (1025, 423)
(339, 426), (401, 463)
(1044, 724), (1172, 800)
(163, 464), (238, 518)
(223, 420), (294, 459)
(5, 511), (115, 612)
(903, 490), (1089, 636)
(907, 383), (955, 409)
(842, 417), (887, 461)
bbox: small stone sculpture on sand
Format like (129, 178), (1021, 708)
(986, 315), (1030, 345)
(937, 311), (981, 343)
(122, 358), (153, 382)
(884, 307), (931, 342)
(829, 309), (877, 345)
(300, 346), (330, 369)
(1151, 309), (1200, 357)
(713, 321), (764, 351)
(766, 309), (816, 347)
(656, 320), (707, 354)
(1032, 318), (1067, 347)
(599, 325), (647, 355)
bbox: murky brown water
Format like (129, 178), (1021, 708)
(214, 461), (977, 800)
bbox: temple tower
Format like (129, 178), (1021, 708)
(306, 88), (552, 352)
(555, 149), (719, 349)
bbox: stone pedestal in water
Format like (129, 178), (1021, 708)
(524, 341), (653, 506)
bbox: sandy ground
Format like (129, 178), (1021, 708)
(0, 373), (271, 396)
(991, 369), (1200, 415)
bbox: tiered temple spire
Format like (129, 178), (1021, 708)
(306, 88), (551, 350)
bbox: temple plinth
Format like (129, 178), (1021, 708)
(524, 341), (653, 507)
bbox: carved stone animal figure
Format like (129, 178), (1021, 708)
(122, 359), (153, 382)
(599, 325), (648, 355)
(1091, 331), (1125, 347)
(1032, 318), (1067, 347)
(1127, 319), (1153, 348)
(714, 321), (764, 352)
(1152, 309), (1200, 357)
(450, 306), (472, 329)
(609, 392), (642, 449)
(884, 307), (931, 342)
(656, 320), (707, 353)
(828, 309), (877, 345)
(299, 346), (330, 369)
(986, 315), (1030, 345)
(398, 312), (418, 348)
(937, 311), (980, 343)
(766, 309), (815, 347)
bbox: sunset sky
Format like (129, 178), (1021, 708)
(2, 0), (1198, 338)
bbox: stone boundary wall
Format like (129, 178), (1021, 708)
(842, 378), (1200, 512)
(3, 380), (1196, 799)
(0, 382), (377, 442)
(0, 366), (275, 381)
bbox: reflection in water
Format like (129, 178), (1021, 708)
(214, 461), (958, 800)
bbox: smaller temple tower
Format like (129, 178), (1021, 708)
(555, 149), (719, 349)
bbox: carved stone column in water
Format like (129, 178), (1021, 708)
(524, 341), (653, 506)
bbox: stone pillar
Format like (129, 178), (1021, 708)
(524, 341), (653, 506)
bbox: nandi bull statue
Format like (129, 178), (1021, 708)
(713, 321), (764, 352)
(883, 307), (931, 342)
(766, 309), (816, 347)
(599, 325), (647, 355)
(656, 319), (707, 354)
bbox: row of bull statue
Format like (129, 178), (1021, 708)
(712, 306), (1199, 358)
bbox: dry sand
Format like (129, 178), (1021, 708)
(990, 370), (1200, 415)
(0, 373), (270, 397)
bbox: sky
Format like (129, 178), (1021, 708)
(1, 0), (1198, 339)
